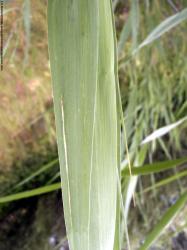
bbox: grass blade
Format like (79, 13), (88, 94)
(122, 157), (187, 176)
(14, 158), (59, 188)
(140, 169), (187, 194)
(23, 0), (31, 65)
(111, 0), (121, 248)
(0, 183), (61, 203)
(139, 192), (187, 250)
(141, 116), (187, 145)
(118, 14), (131, 56)
(136, 7), (187, 52)
(118, 0), (139, 55)
(1, 8), (19, 15)
(131, 0), (139, 50)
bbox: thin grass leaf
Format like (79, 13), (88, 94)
(0, 7), (19, 15)
(120, 145), (148, 249)
(122, 157), (187, 176)
(118, 15), (131, 56)
(135, 7), (187, 53)
(3, 18), (21, 57)
(122, 146), (147, 217)
(0, 183), (61, 203)
(48, 1), (119, 250)
(111, 1), (122, 248)
(118, 7), (187, 63)
(47, 172), (60, 185)
(167, 0), (178, 12)
(140, 169), (187, 194)
(139, 192), (187, 250)
(118, 0), (139, 55)
(131, 0), (139, 50)
(141, 116), (187, 145)
(23, 0), (31, 65)
(14, 158), (58, 188)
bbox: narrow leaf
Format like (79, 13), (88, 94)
(122, 157), (187, 176)
(0, 183), (61, 203)
(23, 0), (31, 65)
(0, 8), (19, 15)
(139, 192), (187, 250)
(140, 170), (187, 194)
(131, 0), (139, 50)
(141, 116), (187, 145)
(118, 14), (131, 55)
(15, 158), (58, 188)
(136, 7), (187, 52)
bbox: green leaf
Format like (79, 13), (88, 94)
(141, 116), (187, 145)
(47, 172), (60, 184)
(48, 1), (119, 250)
(131, 0), (139, 50)
(139, 192), (187, 250)
(0, 183), (61, 203)
(120, 147), (147, 247)
(140, 169), (187, 194)
(122, 157), (187, 176)
(120, 7), (187, 64)
(134, 7), (187, 53)
(118, 0), (139, 55)
(15, 158), (58, 188)
(23, 0), (31, 65)
(111, 0), (121, 248)
(118, 14), (131, 56)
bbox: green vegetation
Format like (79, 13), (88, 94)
(0, 1), (187, 250)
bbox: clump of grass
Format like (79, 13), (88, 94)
(0, 0), (55, 172)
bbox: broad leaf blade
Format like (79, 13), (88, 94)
(48, 1), (118, 250)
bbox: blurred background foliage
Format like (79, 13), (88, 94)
(0, 0), (187, 250)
